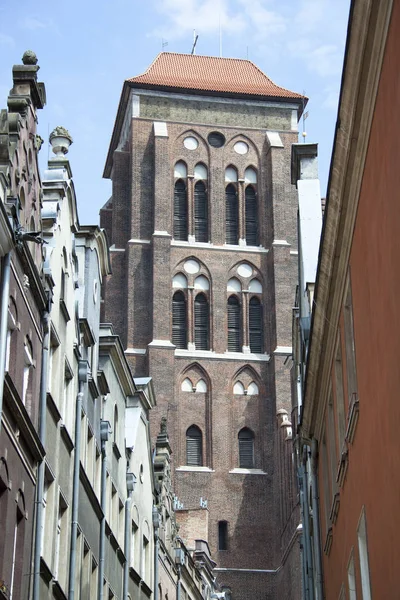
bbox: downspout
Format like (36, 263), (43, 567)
(152, 507), (160, 600)
(176, 565), (181, 600)
(99, 419), (111, 600)
(123, 473), (136, 600)
(68, 360), (88, 599)
(310, 438), (324, 600)
(32, 306), (51, 600)
(0, 252), (11, 433)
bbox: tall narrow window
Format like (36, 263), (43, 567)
(238, 428), (254, 468)
(194, 181), (208, 242)
(249, 297), (262, 353)
(227, 296), (240, 352)
(186, 426), (203, 466)
(218, 521), (228, 551)
(358, 509), (372, 600)
(245, 186), (258, 245)
(172, 291), (187, 349)
(194, 293), (209, 350)
(344, 273), (358, 401)
(225, 184), (238, 244)
(174, 180), (188, 241)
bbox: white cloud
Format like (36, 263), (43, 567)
(20, 17), (53, 30)
(0, 33), (15, 46)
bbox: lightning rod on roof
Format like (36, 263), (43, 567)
(191, 30), (198, 55)
(219, 14), (222, 57)
(302, 93), (308, 142)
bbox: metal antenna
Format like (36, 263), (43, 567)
(191, 30), (198, 55)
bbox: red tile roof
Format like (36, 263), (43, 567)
(128, 53), (304, 101)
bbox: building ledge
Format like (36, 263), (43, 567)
(229, 468), (267, 475)
(176, 466), (214, 473)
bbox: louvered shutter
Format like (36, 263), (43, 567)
(225, 185), (239, 245)
(245, 186), (258, 245)
(174, 180), (188, 241)
(172, 291), (187, 349)
(227, 296), (241, 352)
(239, 429), (254, 468)
(186, 426), (203, 466)
(194, 293), (209, 350)
(249, 297), (262, 353)
(194, 181), (208, 242)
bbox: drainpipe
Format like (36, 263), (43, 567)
(98, 419), (111, 600)
(0, 252), (11, 432)
(310, 438), (324, 600)
(152, 506), (160, 600)
(123, 473), (136, 599)
(68, 360), (88, 599)
(176, 566), (181, 600)
(32, 306), (50, 600)
(299, 446), (315, 600)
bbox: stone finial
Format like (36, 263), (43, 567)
(49, 126), (73, 156)
(22, 50), (38, 65)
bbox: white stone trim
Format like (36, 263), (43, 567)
(290, 250), (299, 256)
(229, 468), (267, 475)
(274, 346), (292, 356)
(128, 238), (151, 245)
(266, 131), (284, 148)
(125, 348), (147, 355)
(149, 340), (175, 348)
(272, 240), (291, 247)
(176, 466), (214, 473)
(109, 245), (126, 252)
(171, 241), (268, 254)
(153, 121), (168, 137)
(175, 349), (270, 362)
(153, 231), (171, 238)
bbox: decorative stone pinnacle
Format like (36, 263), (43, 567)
(49, 126), (73, 156)
(22, 50), (38, 65)
(160, 416), (167, 434)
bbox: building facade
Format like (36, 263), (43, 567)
(101, 52), (304, 599)
(298, 0), (400, 599)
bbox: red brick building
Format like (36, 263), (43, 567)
(101, 53), (304, 599)
(299, 0), (400, 598)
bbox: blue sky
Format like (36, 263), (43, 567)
(0, 0), (350, 224)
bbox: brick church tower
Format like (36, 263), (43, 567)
(101, 53), (303, 599)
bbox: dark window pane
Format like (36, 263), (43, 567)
(172, 291), (187, 349)
(194, 293), (209, 350)
(227, 295), (240, 352)
(174, 180), (188, 241)
(186, 426), (203, 466)
(226, 184), (238, 245)
(245, 186), (258, 245)
(208, 132), (225, 148)
(194, 181), (208, 242)
(249, 297), (262, 353)
(239, 428), (254, 468)
(218, 521), (228, 551)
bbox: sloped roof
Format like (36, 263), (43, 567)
(128, 52), (304, 101)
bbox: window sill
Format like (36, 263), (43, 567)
(229, 468), (267, 475)
(113, 442), (122, 460)
(176, 466), (214, 473)
(171, 240), (268, 253)
(175, 349), (270, 362)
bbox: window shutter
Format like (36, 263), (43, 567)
(194, 293), (209, 350)
(239, 429), (254, 468)
(225, 184), (239, 245)
(245, 186), (258, 245)
(194, 181), (208, 242)
(172, 291), (187, 349)
(249, 297), (262, 353)
(174, 180), (188, 241)
(227, 296), (240, 352)
(186, 426), (203, 466)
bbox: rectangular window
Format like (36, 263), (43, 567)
(218, 521), (228, 550)
(357, 508), (372, 600)
(343, 272), (358, 402)
(334, 333), (346, 451)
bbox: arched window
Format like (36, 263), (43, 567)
(194, 181), (208, 242)
(174, 180), (188, 241)
(194, 293), (209, 350)
(238, 428), (254, 468)
(225, 184), (238, 245)
(227, 296), (240, 352)
(249, 297), (262, 353)
(245, 186), (258, 245)
(186, 426), (203, 466)
(172, 291), (187, 349)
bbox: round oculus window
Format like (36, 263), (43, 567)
(184, 259), (200, 274)
(234, 141), (249, 155)
(208, 131), (225, 148)
(237, 263), (253, 278)
(184, 136), (199, 150)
